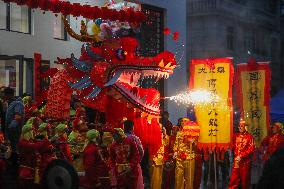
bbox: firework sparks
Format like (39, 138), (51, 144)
(164, 90), (220, 105)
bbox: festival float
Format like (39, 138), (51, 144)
(0, 0), (177, 188)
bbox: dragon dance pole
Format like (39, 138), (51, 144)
(214, 150), (217, 189)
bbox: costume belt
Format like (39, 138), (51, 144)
(116, 163), (130, 174)
(178, 152), (196, 160)
(19, 165), (35, 170)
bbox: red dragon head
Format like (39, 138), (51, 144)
(67, 36), (176, 115)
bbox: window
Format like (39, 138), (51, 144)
(226, 26), (235, 51)
(10, 3), (30, 33)
(0, 59), (20, 96)
(53, 14), (68, 40)
(0, 1), (7, 29)
(0, 2), (31, 33)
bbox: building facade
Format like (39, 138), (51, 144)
(0, 0), (187, 123)
(187, 0), (281, 95)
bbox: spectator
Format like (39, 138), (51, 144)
(3, 87), (24, 156)
(110, 128), (140, 189)
(0, 87), (6, 135)
(124, 120), (144, 160)
(160, 111), (173, 136)
(124, 120), (144, 189)
(257, 148), (284, 189)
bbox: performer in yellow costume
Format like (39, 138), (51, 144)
(173, 118), (200, 189)
(150, 128), (169, 189)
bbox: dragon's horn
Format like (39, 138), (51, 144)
(62, 15), (99, 43)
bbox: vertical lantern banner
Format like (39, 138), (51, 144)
(236, 59), (271, 147)
(189, 57), (234, 150)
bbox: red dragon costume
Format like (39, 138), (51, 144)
(43, 17), (177, 157)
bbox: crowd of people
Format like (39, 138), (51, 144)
(0, 86), (284, 189)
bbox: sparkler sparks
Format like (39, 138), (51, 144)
(164, 90), (220, 105)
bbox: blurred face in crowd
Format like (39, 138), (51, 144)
(272, 123), (281, 134)
(238, 121), (246, 133)
(113, 132), (123, 143)
(180, 119), (189, 127)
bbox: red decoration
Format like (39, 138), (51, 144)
(163, 27), (171, 35)
(3, 0), (146, 23)
(172, 31), (179, 41)
(34, 53), (41, 103)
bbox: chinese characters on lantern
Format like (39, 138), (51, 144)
(190, 58), (233, 149)
(236, 62), (271, 147)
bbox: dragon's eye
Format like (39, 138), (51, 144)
(116, 48), (127, 60)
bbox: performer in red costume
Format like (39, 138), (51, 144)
(81, 129), (104, 189)
(261, 122), (284, 161)
(163, 125), (179, 189)
(228, 120), (255, 189)
(22, 96), (37, 122)
(34, 123), (56, 181)
(53, 123), (72, 162)
(110, 128), (140, 189)
(18, 124), (39, 188)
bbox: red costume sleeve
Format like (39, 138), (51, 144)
(83, 144), (100, 184)
(128, 138), (140, 170)
(58, 137), (72, 162)
(19, 139), (42, 151)
(61, 143), (73, 162)
(239, 134), (255, 160)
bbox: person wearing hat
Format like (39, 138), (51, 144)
(22, 96), (37, 122)
(260, 122), (284, 162)
(228, 120), (255, 189)
(68, 118), (88, 172)
(68, 119), (87, 162)
(173, 117), (200, 189)
(150, 127), (168, 189)
(99, 131), (113, 189)
(26, 117), (43, 137)
(34, 123), (56, 179)
(53, 123), (72, 162)
(81, 129), (103, 189)
(18, 124), (41, 188)
(163, 125), (179, 189)
(109, 128), (140, 189)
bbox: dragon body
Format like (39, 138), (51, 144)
(44, 29), (176, 157)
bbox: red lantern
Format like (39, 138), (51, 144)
(26, 0), (39, 8)
(173, 31), (179, 41)
(38, 0), (51, 11)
